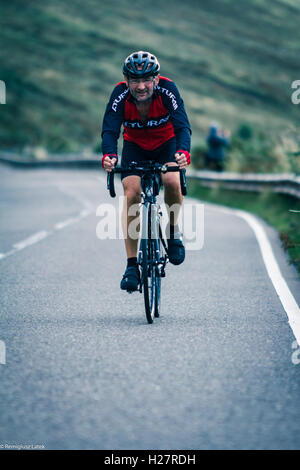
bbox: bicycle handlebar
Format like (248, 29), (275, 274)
(106, 162), (187, 198)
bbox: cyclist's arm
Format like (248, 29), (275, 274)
(101, 84), (128, 163)
(159, 80), (191, 158)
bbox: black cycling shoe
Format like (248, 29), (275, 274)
(120, 266), (140, 292)
(167, 237), (185, 265)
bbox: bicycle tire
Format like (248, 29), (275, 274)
(154, 267), (161, 318)
(154, 235), (162, 318)
(141, 237), (155, 324)
(150, 207), (163, 320)
(142, 203), (155, 323)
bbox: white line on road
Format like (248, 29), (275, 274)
(54, 216), (81, 230)
(13, 231), (49, 250)
(0, 231), (51, 260)
(0, 187), (94, 261)
(54, 219), (76, 230)
(217, 206), (300, 344)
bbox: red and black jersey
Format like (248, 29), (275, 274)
(101, 76), (191, 155)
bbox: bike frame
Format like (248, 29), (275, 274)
(138, 173), (167, 283)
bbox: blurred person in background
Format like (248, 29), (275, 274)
(205, 122), (231, 171)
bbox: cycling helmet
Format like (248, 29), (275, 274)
(123, 51), (160, 78)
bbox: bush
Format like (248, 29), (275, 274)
(190, 142), (207, 170)
(227, 124), (291, 173)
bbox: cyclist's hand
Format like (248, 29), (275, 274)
(102, 155), (117, 172)
(175, 150), (191, 169)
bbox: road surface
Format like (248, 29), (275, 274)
(0, 163), (299, 450)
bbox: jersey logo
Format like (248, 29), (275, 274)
(112, 88), (129, 112)
(156, 85), (178, 110)
(124, 114), (170, 128)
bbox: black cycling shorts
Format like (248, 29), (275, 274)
(120, 137), (177, 180)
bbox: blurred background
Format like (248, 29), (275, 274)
(1, 0), (300, 173)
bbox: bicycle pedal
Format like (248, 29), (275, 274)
(159, 266), (166, 277)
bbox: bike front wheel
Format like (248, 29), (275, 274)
(154, 236), (162, 318)
(141, 237), (156, 324)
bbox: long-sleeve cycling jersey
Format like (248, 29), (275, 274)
(101, 76), (191, 156)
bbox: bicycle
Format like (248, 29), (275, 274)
(107, 161), (187, 324)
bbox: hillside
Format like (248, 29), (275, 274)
(1, 0), (300, 162)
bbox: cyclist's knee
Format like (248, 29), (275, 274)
(126, 190), (141, 205)
(163, 174), (181, 194)
(123, 179), (141, 204)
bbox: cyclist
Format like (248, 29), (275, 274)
(101, 51), (191, 291)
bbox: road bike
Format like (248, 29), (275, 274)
(107, 161), (187, 324)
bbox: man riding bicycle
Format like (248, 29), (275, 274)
(101, 51), (192, 292)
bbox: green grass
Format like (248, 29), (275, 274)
(1, 0), (300, 164)
(188, 178), (300, 274)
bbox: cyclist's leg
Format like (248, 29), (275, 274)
(122, 175), (141, 258)
(156, 138), (185, 265)
(120, 175), (142, 291)
(156, 138), (182, 229)
(120, 140), (145, 259)
(161, 163), (182, 227)
(120, 141), (144, 291)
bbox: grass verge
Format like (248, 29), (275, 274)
(188, 178), (300, 276)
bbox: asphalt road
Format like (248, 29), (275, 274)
(0, 163), (300, 450)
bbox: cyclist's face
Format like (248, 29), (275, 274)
(126, 76), (158, 102)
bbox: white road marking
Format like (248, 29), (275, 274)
(0, 186), (94, 261)
(0, 231), (51, 260)
(13, 231), (49, 250)
(216, 205), (300, 344)
(0, 339), (6, 365)
(0, 249), (16, 260)
(80, 208), (92, 217)
(54, 217), (80, 230)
